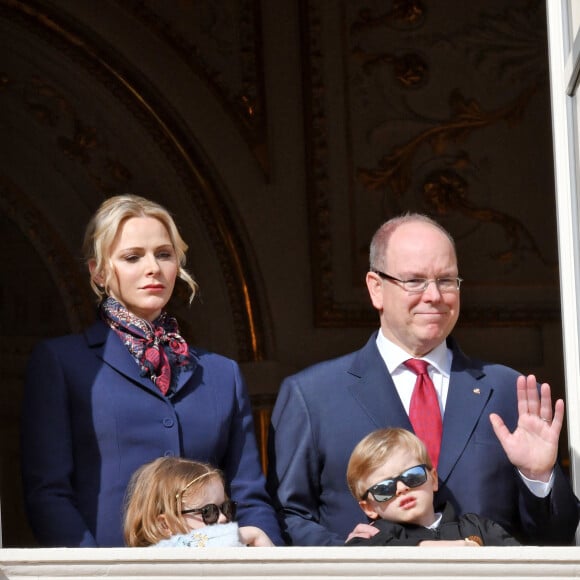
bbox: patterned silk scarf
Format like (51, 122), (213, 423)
(99, 297), (192, 395)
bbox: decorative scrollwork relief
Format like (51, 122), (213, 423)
(0, 0), (268, 361)
(113, 0), (269, 173)
(303, 0), (558, 325)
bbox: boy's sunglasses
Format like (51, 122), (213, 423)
(362, 464), (428, 502)
(180, 499), (237, 525)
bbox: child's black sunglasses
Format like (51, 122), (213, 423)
(180, 499), (237, 524)
(362, 464), (428, 502)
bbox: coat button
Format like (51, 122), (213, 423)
(163, 417), (175, 427)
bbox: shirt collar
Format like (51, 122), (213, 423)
(427, 512), (443, 529)
(376, 330), (451, 377)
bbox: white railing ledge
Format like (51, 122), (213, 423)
(1, 546), (579, 579)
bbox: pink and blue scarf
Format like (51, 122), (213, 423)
(99, 297), (192, 395)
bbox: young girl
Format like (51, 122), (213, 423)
(124, 457), (274, 547)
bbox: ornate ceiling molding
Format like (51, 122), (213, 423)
(113, 0), (269, 175)
(0, 175), (94, 332)
(300, 0), (560, 328)
(0, 0), (269, 361)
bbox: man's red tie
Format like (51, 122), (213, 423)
(404, 358), (442, 468)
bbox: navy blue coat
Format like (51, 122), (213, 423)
(267, 333), (579, 546)
(21, 320), (282, 547)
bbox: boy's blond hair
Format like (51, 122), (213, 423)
(346, 428), (431, 500)
(123, 456), (224, 547)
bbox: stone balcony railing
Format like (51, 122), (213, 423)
(1, 546), (580, 579)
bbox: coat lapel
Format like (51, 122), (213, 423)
(84, 321), (167, 397)
(437, 338), (490, 481)
(174, 359), (195, 393)
(347, 333), (413, 430)
(345, 333), (492, 483)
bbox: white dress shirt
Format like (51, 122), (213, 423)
(375, 330), (451, 416)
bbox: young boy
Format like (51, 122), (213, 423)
(346, 428), (520, 546)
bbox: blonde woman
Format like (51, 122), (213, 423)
(21, 194), (281, 547)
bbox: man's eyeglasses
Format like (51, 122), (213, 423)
(372, 269), (463, 293)
(180, 499), (237, 525)
(362, 464), (428, 502)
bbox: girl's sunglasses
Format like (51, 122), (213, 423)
(180, 499), (237, 525)
(362, 464), (428, 502)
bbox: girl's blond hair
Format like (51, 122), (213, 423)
(83, 194), (198, 304)
(123, 457), (224, 547)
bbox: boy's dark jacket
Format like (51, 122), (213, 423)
(346, 502), (520, 546)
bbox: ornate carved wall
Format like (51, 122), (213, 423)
(303, 0), (559, 328)
(0, 0), (274, 546)
(0, 0), (565, 547)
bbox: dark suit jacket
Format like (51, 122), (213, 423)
(267, 332), (579, 546)
(346, 501), (520, 546)
(21, 320), (282, 547)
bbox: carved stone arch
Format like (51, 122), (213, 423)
(0, 0), (271, 362)
(0, 0), (275, 547)
(0, 175), (94, 333)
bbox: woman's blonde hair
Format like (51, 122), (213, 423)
(123, 457), (224, 547)
(83, 194), (198, 304)
(346, 428), (432, 500)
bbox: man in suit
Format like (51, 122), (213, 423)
(267, 213), (579, 546)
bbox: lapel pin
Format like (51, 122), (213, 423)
(473, 388), (481, 395)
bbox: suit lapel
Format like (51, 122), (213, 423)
(174, 358), (195, 393)
(437, 339), (490, 481)
(347, 333), (413, 430)
(346, 334), (493, 483)
(85, 321), (165, 397)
